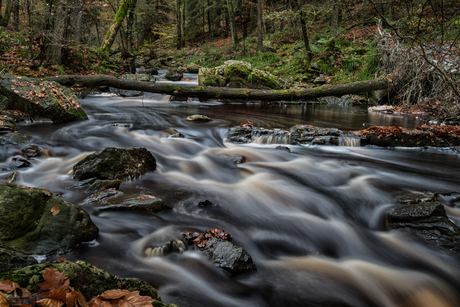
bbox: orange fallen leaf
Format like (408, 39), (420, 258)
(51, 206), (60, 216)
(36, 297), (65, 307)
(0, 279), (21, 293)
(43, 190), (52, 196)
(100, 289), (131, 300)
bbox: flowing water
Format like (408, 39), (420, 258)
(3, 78), (460, 307)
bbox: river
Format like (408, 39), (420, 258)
(3, 76), (460, 307)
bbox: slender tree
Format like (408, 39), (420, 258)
(297, 0), (312, 61)
(227, 0), (238, 46)
(257, 0), (262, 52)
(100, 0), (133, 53)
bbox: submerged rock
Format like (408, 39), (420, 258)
(159, 128), (184, 138)
(0, 132), (33, 145)
(73, 147), (156, 181)
(387, 193), (460, 253)
(21, 144), (49, 158)
(83, 190), (171, 213)
(0, 247), (38, 273)
(0, 183), (98, 255)
(186, 114), (212, 122)
(0, 73), (87, 122)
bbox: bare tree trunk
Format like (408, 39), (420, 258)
(176, 0), (182, 49)
(12, 0), (19, 31)
(47, 74), (394, 101)
(0, 0), (13, 27)
(227, 0), (238, 46)
(331, 0), (339, 38)
(47, 0), (68, 65)
(257, 0), (263, 52)
(125, 0), (138, 53)
(297, 0), (312, 62)
(100, 0), (133, 54)
(76, 10), (83, 43)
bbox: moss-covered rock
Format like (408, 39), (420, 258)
(198, 60), (289, 90)
(0, 115), (16, 131)
(0, 260), (178, 306)
(0, 183), (98, 255)
(73, 147), (157, 181)
(165, 68), (184, 81)
(0, 73), (87, 123)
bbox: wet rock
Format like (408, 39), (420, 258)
(0, 247), (38, 273)
(119, 89), (144, 97)
(9, 156), (31, 168)
(0, 260), (167, 303)
(0, 115), (16, 131)
(0, 73), (87, 122)
(1, 171), (17, 184)
(360, 128), (441, 147)
(201, 237), (256, 276)
(66, 177), (98, 189)
(22, 144), (49, 158)
(387, 193), (460, 253)
(169, 95), (189, 102)
(0, 110), (29, 123)
(0, 132), (33, 145)
(83, 190), (171, 213)
(121, 73), (153, 82)
(226, 127), (253, 143)
(198, 200), (214, 207)
(86, 179), (122, 192)
(0, 183), (98, 255)
(226, 154), (247, 164)
(165, 68), (184, 81)
(159, 128), (184, 138)
(73, 146), (156, 181)
(290, 125), (340, 145)
(185, 114), (212, 122)
(276, 146), (291, 152)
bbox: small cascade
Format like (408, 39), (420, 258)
(339, 136), (361, 147)
(251, 129), (291, 145)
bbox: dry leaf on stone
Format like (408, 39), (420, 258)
(66, 290), (89, 307)
(43, 189), (52, 196)
(88, 297), (112, 307)
(0, 292), (10, 307)
(38, 268), (70, 294)
(120, 291), (155, 307)
(51, 206), (60, 216)
(100, 290), (131, 300)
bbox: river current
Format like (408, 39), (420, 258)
(3, 76), (460, 307)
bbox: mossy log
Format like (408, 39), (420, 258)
(46, 74), (395, 101)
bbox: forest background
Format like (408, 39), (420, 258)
(0, 0), (459, 119)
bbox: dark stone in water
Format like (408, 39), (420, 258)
(0, 132), (32, 145)
(9, 156), (31, 168)
(387, 193), (460, 254)
(198, 200), (214, 207)
(160, 128), (184, 138)
(86, 179), (122, 192)
(73, 146), (156, 181)
(165, 68), (184, 81)
(276, 146), (291, 152)
(22, 144), (49, 158)
(0, 247), (37, 273)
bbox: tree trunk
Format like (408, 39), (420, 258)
(125, 0), (138, 53)
(331, 1), (339, 37)
(297, 0), (312, 62)
(176, 0), (182, 49)
(47, 0), (68, 65)
(100, 0), (133, 54)
(227, 0), (238, 46)
(257, 0), (263, 52)
(46, 75), (394, 101)
(12, 0), (19, 31)
(0, 0), (13, 27)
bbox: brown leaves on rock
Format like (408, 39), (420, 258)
(51, 206), (60, 216)
(357, 125), (405, 139)
(0, 268), (155, 307)
(193, 229), (233, 248)
(239, 120), (254, 129)
(416, 124), (460, 139)
(89, 290), (154, 307)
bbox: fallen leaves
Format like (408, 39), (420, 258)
(193, 229), (233, 248)
(0, 268), (155, 307)
(51, 206), (60, 216)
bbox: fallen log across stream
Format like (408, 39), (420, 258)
(45, 74), (395, 101)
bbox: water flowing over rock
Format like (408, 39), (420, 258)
(73, 147), (156, 181)
(0, 183), (98, 255)
(185, 114), (212, 122)
(387, 193), (460, 254)
(0, 73), (87, 122)
(0, 260), (177, 306)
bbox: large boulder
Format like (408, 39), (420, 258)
(0, 248), (37, 273)
(0, 260), (177, 306)
(0, 73), (87, 122)
(73, 147), (156, 181)
(387, 193), (460, 253)
(198, 60), (289, 90)
(0, 132), (32, 145)
(0, 183), (98, 255)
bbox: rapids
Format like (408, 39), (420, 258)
(2, 82), (460, 307)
